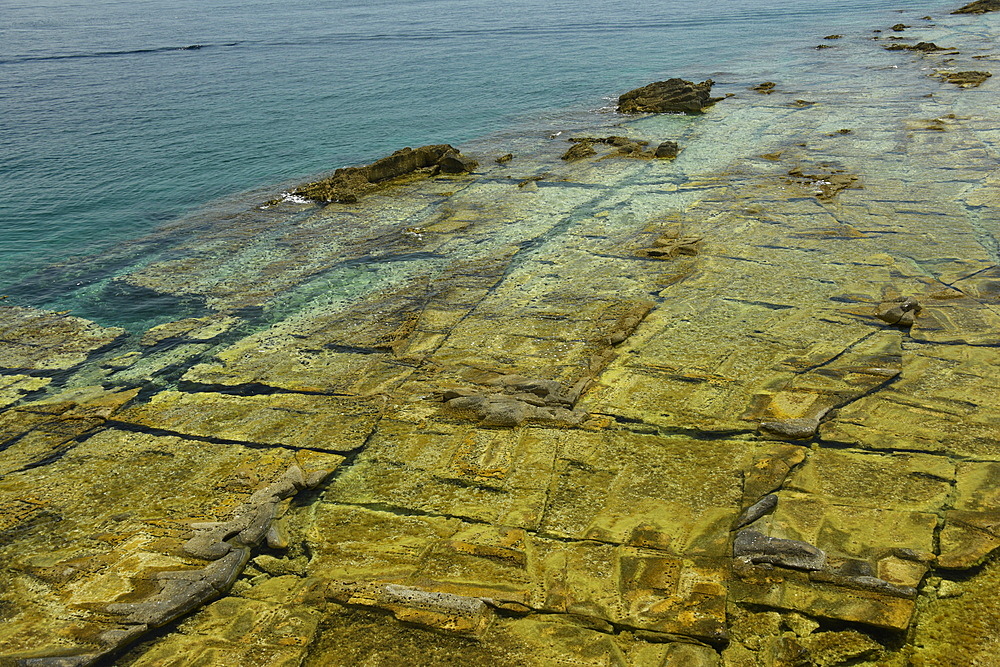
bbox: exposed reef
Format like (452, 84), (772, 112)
(3, 6), (1000, 666)
(617, 77), (722, 114)
(275, 144), (478, 204)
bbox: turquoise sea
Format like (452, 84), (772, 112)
(2, 0), (957, 317)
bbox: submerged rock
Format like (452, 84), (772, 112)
(618, 78), (722, 114)
(561, 136), (652, 161)
(759, 418), (820, 440)
(939, 70), (992, 87)
(875, 296), (921, 327)
(733, 494), (779, 530)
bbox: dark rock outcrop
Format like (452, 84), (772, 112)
(561, 136), (656, 161)
(618, 78), (722, 114)
(750, 81), (776, 94)
(939, 70), (992, 87)
(654, 141), (679, 158)
(288, 145), (478, 204)
(953, 0), (1000, 14)
(884, 41), (951, 52)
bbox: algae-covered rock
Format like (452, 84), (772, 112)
(953, 0), (1000, 14)
(289, 144), (477, 203)
(0, 306), (125, 372)
(618, 78), (722, 114)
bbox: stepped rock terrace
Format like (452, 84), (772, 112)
(2, 6), (1000, 665)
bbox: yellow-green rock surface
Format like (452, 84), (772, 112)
(2, 9), (1000, 666)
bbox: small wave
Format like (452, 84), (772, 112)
(0, 42), (241, 65)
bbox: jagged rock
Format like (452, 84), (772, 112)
(875, 296), (921, 327)
(751, 81), (776, 94)
(654, 141), (679, 158)
(884, 41), (950, 52)
(495, 153), (513, 163)
(288, 144), (476, 203)
(438, 150), (480, 174)
(953, 0), (1000, 13)
(759, 417), (820, 440)
(733, 494), (778, 530)
(561, 141), (597, 161)
(561, 136), (651, 161)
(734, 530), (827, 571)
(618, 78), (722, 114)
(892, 23), (909, 31)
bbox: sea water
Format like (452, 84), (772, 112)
(1, 0), (959, 312)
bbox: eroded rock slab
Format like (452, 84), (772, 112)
(0, 306), (125, 372)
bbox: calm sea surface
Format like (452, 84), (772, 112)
(1, 0), (956, 309)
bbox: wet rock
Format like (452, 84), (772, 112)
(326, 581), (494, 635)
(734, 530), (827, 571)
(561, 141), (597, 161)
(495, 153), (513, 163)
(636, 229), (702, 260)
(884, 41), (951, 52)
(0, 306), (126, 372)
(0, 374), (51, 408)
(759, 417), (820, 440)
(139, 315), (240, 347)
(618, 78), (722, 114)
(892, 23), (909, 31)
(937, 579), (964, 598)
(937, 510), (1000, 568)
(786, 166), (859, 200)
(444, 393), (586, 427)
(938, 70), (992, 87)
(289, 144), (476, 203)
(561, 136), (652, 161)
(875, 296), (921, 327)
(437, 150), (479, 174)
(107, 548), (250, 627)
(750, 81), (776, 94)
(799, 630), (882, 665)
(953, 0), (1000, 13)
(654, 141), (679, 158)
(810, 570), (917, 598)
(823, 34), (843, 40)
(733, 494), (778, 530)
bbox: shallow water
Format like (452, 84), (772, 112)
(1, 0), (958, 310)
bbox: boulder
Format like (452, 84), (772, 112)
(618, 78), (722, 114)
(654, 141), (679, 158)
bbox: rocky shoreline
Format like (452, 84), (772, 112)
(2, 3), (1000, 665)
